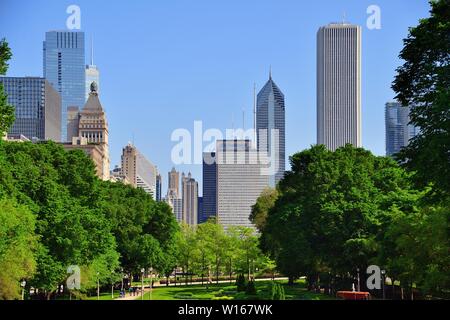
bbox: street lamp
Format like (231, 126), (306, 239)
(97, 272), (100, 300)
(149, 266), (153, 301)
(357, 268), (360, 292)
(20, 280), (26, 301)
(381, 270), (386, 300)
(141, 268), (145, 300)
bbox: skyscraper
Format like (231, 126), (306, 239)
(62, 82), (110, 180)
(0, 77), (61, 141)
(317, 23), (362, 151)
(202, 152), (217, 224)
(168, 167), (180, 198)
(257, 72), (286, 186)
(85, 39), (100, 102)
(182, 172), (198, 226)
(385, 101), (418, 156)
(43, 31), (85, 142)
(156, 174), (162, 202)
(121, 143), (157, 199)
(216, 140), (269, 229)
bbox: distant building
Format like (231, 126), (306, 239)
(121, 143), (157, 199)
(156, 174), (162, 202)
(216, 140), (269, 229)
(202, 152), (217, 224)
(110, 165), (130, 184)
(182, 172), (198, 226)
(62, 82), (110, 180)
(44, 31), (85, 142)
(168, 167), (180, 198)
(85, 41), (100, 102)
(385, 101), (418, 156)
(0, 77), (61, 142)
(257, 72), (286, 186)
(197, 197), (204, 224)
(317, 23), (362, 151)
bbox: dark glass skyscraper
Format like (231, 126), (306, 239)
(0, 77), (61, 141)
(202, 152), (217, 223)
(43, 31), (85, 142)
(256, 73), (286, 186)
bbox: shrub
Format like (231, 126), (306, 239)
(246, 281), (257, 295)
(271, 282), (286, 300)
(236, 274), (247, 292)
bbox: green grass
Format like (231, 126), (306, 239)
(139, 279), (335, 301)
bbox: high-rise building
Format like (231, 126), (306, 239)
(121, 143), (157, 199)
(202, 152), (217, 224)
(62, 82), (110, 180)
(257, 72), (286, 186)
(317, 23), (362, 151)
(43, 31), (85, 142)
(385, 101), (418, 156)
(0, 77), (61, 141)
(182, 172), (198, 226)
(197, 197), (204, 225)
(85, 40), (99, 102)
(156, 174), (162, 202)
(216, 140), (269, 229)
(168, 167), (180, 198)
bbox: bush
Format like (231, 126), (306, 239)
(271, 282), (286, 300)
(236, 274), (247, 292)
(246, 281), (257, 295)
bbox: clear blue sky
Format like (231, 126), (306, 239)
(0, 0), (431, 195)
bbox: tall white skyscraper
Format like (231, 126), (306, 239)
(317, 23), (362, 151)
(216, 140), (269, 229)
(182, 172), (198, 226)
(85, 39), (100, 102)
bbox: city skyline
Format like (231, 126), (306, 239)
(0, 0), (430, 195)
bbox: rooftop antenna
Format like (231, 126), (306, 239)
(242, 108), (245, 130)
(342, 11), (347, 24)
(91, 36), (94, 66)
(269, 65), (272, 80)
(253, 82), (257, 148)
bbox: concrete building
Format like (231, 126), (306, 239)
(317, 23), (362, 151)
(44, 31), (85, 142)
(0, 77), (61, 142)
(182, 172), (198, 226)
(168, 167), (180, 198)
(385, 101), (418, 156)
(216, 140), (269, 229)
(257, 72), (286, 186)
(62, 82), (110, 181)
(121, 143), (157, 199)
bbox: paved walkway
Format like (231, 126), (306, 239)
(115, 277), (288, 300)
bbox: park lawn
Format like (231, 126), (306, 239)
(140, 279), (335, 301)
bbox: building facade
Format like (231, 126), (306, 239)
(385, 101), (418, 156)
(256, 73), (286, 186)
(121, 143), (157, 199)
(0, 77), (61, 142)
(85, 40), (100, 102)
(62, 82), (110, 181)
(216, 140), (269, 229)
(182, 172), (198, 226)
(156, 174), (162, 202)
(168, 167), (180, 198)
(317, 23), (362, 151)
(202, 152), (217, 224)
(44, 31), (85, 142)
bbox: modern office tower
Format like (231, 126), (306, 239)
(216, 140), (269, 229)
(166, 197), (183, 223)
(202, 152), (217, 224)
(43, 31), (85, 142)
(168, 167), (180, 198)
(85, 40), (99, 101)
(0, 77), (61, 141)
(317, 23), (362, 151)
(197, 197), (204, 224)
(156, 174), (162, 202)
(385, 101), (418, 156)
(182, 172), (198, 226)
(121, 143), (157, 199)
(256, 72), (286, 186)
(62, 82), (110, 180)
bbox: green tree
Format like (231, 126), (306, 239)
(393, 0), (450, 199)
(0, 198), (37, 300)
(0, 39), (14, 135)
(250, 187), (279, 232)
